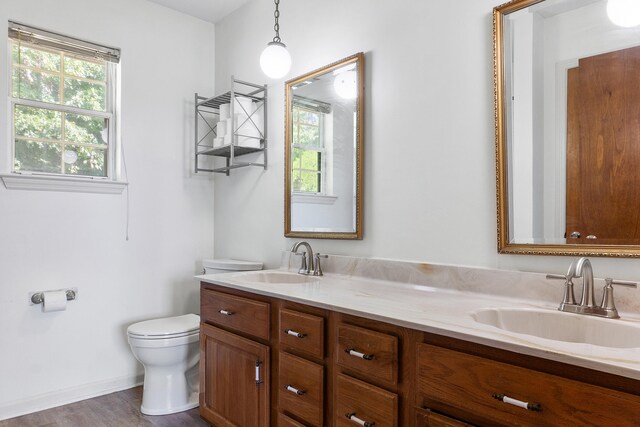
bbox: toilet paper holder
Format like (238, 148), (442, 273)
(29, 288), (78, 305)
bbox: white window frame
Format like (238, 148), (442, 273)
(1, 24), (125, 194)
(291, 105), (326, 195)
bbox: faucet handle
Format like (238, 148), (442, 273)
(546, 273), (577, 307)
(313, 254), (328, 276)
(605, 278), (637, 288)
(598, 278), (637, 319)
(294, 252), (308, 274)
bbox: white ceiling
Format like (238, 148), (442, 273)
(145, 0), (251, 23)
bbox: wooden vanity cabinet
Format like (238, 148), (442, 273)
(200, 287), (273, 426)
(199, 323), (270, 426)
(200, 282), (640, 427)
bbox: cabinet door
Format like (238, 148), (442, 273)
(200, 323), (270, 427)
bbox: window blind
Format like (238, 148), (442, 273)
(8, 20), (120, 63)
(293, 95), (332, 114)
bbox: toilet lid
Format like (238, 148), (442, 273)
(127, 313), (200, 338)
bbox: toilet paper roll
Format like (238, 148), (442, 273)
(219, 103), (230, 120)
(234, 97), (254, 115)
(42, 290), (67, 312)
(216, 119), (227, 137)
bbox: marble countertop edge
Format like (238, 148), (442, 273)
(196, 270), (640, 381)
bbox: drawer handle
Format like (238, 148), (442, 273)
(284, 329), (307, 338)
(345, 412), (375, 427)
(218, 309), (234, 316)
(255, 361), (262, 385)
(285, 384), (306, 396)
(492, 394), (542, 412)
(345, 348), (374, 360)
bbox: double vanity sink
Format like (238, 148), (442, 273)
(197, 253), (640, 426)
(202, 260), (640, 380)
(241, 268), (640, 350)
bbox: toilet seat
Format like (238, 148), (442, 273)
(127, 314), (200, 339)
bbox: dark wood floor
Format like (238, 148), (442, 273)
(0, 387), (210, 427)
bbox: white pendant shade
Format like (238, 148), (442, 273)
(260, 42), (291, 79)
(333, 70), (357, 99)
(607, 0), (640, 27)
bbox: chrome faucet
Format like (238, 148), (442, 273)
(290, 241), (314, 275)
(547, 257), (637, 318)
(575, 257), (596, 308)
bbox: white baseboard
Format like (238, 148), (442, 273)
(0, 374), (144, 421)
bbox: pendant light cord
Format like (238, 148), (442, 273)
(273, 0), (281, 43)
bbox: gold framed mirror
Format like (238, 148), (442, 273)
(495, 0), (640, 257)
(284, 53), (364, 239)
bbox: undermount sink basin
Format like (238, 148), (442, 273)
(234, 271), (319, 284)
(471, 308), (640, 349)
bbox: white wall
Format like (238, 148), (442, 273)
(0, 0), (215, 419)
(214, 0), (640, 280)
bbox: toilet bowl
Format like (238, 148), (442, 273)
(127, 314), (200, 415)
(127, 259), (262, 416)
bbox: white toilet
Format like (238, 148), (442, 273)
(127, 259), (262, 416)
(127, 314), (201, 415)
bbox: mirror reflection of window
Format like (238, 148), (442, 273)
(291, 106), (325, 194)
(291, 96), (333, 197)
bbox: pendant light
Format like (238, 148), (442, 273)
(607, 0), (640, 27)
(260, 0), (291, 79)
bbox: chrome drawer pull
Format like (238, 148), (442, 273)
(285, 384), (306, 396)
(285, 329), (307, 338)
(255, 361), (262, 385)
(492, 394), (541, 412)
(219, 309), (234, 316)
(345, 348), (374, 360)
(345, 412), (375, 427)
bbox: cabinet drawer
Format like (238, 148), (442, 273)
(201, 288), (270, 340)
(415, 407), (473, 427)
(335, 373), (398, 427)
(416, 343), (640, 427)
(278, 412), (307, 427)
(336, 323), (398, 385)
(279, 352), (324, 427)
(279, 308), (324, 359)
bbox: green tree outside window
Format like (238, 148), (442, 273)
(11, 41), (110, 177)
(291, 106), (323, 193)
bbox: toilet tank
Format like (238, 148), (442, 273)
(202, 259), (263, 275)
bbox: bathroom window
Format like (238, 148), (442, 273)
(291, 106), (325, 194)
(7, 22), (121, 181)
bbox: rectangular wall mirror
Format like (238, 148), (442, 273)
(284, 53), (364, 239)
(495, 0), (640, 257)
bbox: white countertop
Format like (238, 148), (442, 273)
(196, 268), (640, 380)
